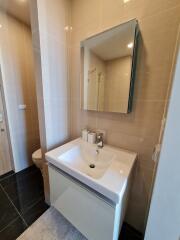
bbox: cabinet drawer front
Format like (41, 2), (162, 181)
(49, 166), (115, 240)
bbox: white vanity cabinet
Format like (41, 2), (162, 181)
(48, 165), (125, 240)
(46, 138), (136, 240)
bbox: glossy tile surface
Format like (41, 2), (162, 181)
(0, 217), (27, 240)
(22, 198), (49, 226)
(1, 166), (44, 214)
(0, 170), (14, 181)
(0, 165), (49, 240)
(0, 186), (19, 231)
(70, 0), (180, 232)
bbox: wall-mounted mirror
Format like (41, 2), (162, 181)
(81, 19), (139, 113)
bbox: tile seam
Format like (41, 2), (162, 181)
(0, 184), (28, 227)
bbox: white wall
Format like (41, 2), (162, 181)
(145, 39), (180, 240)
(0, 11), (40, 172)
(30, 0), (71, 202)
(30, 0), (71, 151)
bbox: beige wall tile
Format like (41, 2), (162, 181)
(101, 0), (180, 30)
(134, 67), (171, 101)
(125, 161), (154, 230)
(70, 0), (180, 233)
(71, 0), (101, 31)
(71, 23), (102, 48)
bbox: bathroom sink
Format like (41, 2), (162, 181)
(59, 144), (113, 179)
(45, 138), (137, 203)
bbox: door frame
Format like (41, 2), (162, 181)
(0, 65), (15, 172)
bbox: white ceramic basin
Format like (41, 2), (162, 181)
(45, 138), (137, 203)
(59, 144), (114, 179)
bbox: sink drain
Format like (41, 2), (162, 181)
(89, 164), (95, 169)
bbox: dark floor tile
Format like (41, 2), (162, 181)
(0, 217), (27, 240)
(0, 187), (19, 231)
(0, 171), (15, 181)
(1, 165), (44, 214)
(119, 223), (143, 240)
(22, 198), (49, 226)
(0, 165), (39, 187)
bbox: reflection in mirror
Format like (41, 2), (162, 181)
(81, 19), (139, 113)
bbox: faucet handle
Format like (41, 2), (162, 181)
(97, 129), (106, 139)
(96, 132), (104, 148)
(97, 132), (103, 140)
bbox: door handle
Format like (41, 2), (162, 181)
(1, 128), (5, 132)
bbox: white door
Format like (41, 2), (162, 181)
(0, 84), (12, 175)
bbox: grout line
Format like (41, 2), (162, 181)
(0, 183), (28, 228)
(0, 216), (20, 233)
(22, 196), (46, 215)
(0, 172), (15, 182)
(137, 3), (180, 24)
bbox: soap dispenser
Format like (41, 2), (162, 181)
(82, 129), (89, 141)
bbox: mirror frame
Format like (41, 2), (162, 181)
(80, 19), (139, 114)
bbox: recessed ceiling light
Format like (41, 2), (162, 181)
(123, 0), (131, 3)
(0, 24), (2, 28)
(127, 42), (133, 49)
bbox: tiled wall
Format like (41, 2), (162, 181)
(84, 49), (106, 111)
(105, 56), (132, 112)
(70, 0), (180, 232)
(0, 12), (40, 172)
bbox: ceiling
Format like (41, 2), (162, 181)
(0, 0), (30, 26)
(82, 19), (137, 61)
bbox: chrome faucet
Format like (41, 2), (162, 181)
(96, 133), (104, 149)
